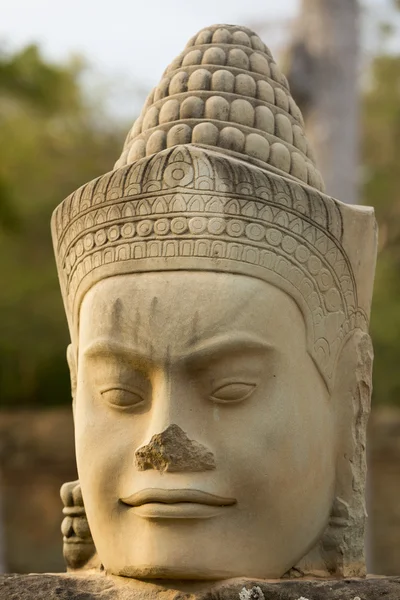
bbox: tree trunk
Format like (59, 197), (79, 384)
(287, 0), (360, 204)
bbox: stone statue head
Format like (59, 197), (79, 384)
(53, 25), (377, 581)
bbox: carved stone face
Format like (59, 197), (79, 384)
(74, 271), (336, 579)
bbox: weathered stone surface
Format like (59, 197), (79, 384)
(1, 574), (400, 600)
(50, 23), (378, 581)
(135, 425), (216, 473)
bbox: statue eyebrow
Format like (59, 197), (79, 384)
(82, 340), (154, 368)
(181, 333), (274, 364)
(82, 334), (272, 366)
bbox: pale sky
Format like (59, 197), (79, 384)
(1, 0), (299, 116)
(1, 0), (393, 117)
(2, 1), (299, 82)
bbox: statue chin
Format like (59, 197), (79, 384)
(116, 566), (239, 582)
(54, 23), (377, 582)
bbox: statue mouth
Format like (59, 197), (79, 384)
(120, 488), (236, 519)
(120, 488), (237, 507)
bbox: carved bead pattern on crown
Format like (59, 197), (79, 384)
(52, 145), (367, 389)
(114, 25), (324, 193)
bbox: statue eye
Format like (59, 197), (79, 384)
(210, 382), (256, 404)
(101, 388), (144, 408)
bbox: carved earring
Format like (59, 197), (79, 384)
(60, 480), (100, 571)
(284, 496), (353, 579)
(66, 344), (77, 403)
(320, 495), (357, 576)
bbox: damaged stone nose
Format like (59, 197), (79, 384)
(135, 424), (216, 473)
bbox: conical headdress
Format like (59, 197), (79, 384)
(115, 25), (324, 192)
(51, 25), (377, 391)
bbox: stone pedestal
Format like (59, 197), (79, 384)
(0, 574), (399, 600)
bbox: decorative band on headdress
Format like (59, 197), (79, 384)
(52, 144), (368, 390)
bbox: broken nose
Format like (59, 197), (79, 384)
(135, 424), (216, 473)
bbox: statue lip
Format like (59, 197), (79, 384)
(120, 488), (237, 507)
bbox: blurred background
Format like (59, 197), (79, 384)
(0, 0), (399, 576)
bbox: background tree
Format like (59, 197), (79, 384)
(283, 0), (400, 404)
(0, 45), (126, 408)
(286, 0), (360, 204)
(363, 33), (400, 405)
(1, 3), (400, 408)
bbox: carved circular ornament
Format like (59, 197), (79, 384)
(189, 217), (207, 234)
(121, 223), (135, 238)
(154, 218), (170, 236)
(226, 219), (245, 237)
(95, 230), (107, 246)
(245, 223), (265, 241)
(107, 226), (121, 242)
(137, 220), (153, 237)
(75, 240), (84, 257)
(281, 235), (297, 254)
(208, 217), (226, 235)
(295, 245), (310, 263)
(308, 256), (322, 275)
(84, 234), (94, 251)
(266, 228), (282, 246)
(171, 217), (188, 234)
(164, 162), (194, 188)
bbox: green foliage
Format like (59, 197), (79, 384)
(2, 32), (400, 408)
(0, 44), (82, 115)
(0, 45), (126, 407)
(362, 47), (400, 404)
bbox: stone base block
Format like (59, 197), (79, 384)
(1, 573), (399, 600)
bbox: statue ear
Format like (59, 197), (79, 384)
(325, 330), (373, 577)
(66, 344), (77, 403)
(290, 330), (373, 579)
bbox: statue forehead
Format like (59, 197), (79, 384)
(79, 271), (306, 350)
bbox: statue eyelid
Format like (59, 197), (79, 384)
(100, 386), (146, 408)
(209, 381), (257, 404)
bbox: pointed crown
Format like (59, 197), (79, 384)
(115, 25), (324, 192)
